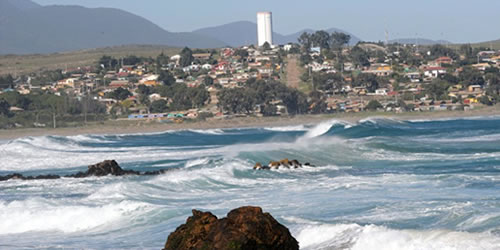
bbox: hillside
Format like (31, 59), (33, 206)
(0, 45), (180, 75)
(194, 21), (362, 47)
(389, 38), (450, 45)
(0, 0), (226, 54)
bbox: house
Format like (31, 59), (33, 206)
(57, 78), (80, 88)
(468, 85), (482, 93)
(364, 64), (393, 76)
(140, 74), (159, 84)
(471, 63), (491, 71)
(375, 88), (388, 96)
(202, 64), (213, 70)
(143, 80), (160, 86)
(108, 80), (129, 89)
(405, 72), (421, 83)
(478, 51), (496, 62)
(353, 87), (367, 95)
(423, 67), (446, 79)
(170, 55), (181, 62)
(283, 44), (293, 51)
(431, 56), (453, 66)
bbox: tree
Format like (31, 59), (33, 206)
(356, 73), (379, 92)
(234, 49), (249, 61)
(485, 73), (500, 96)
(150, 99), (168, 113)
(0, 92), (31, 110)
(478, 95), (493, 106)
(350, 46), (370, 68)
(261, 104), (277, 116)
(262, 42), (271, 51)
(189, 85), (210, 108)
(108, 87), (132, 101)
(426, 44), (458, 60)
(330, 32), (351, 51)
(98, 55), (118, 70)
(298, 32), (312, 52)
(313, 72), (343, 92)
(156, 52), (170, 66)
(122, 55), (141, 65)
(0, 99), (10, 116)
(366, 100), (383, 111)
(460, 44), (473, 60)
(425, 79), (453, 100)
(203, 76), (214, 85)
(299, 54), (312, 66)
(179, 47), (194, 67)
(159, 70), (176, 85)
(0, 74), (14, 89)
(459, 67), (485, 86)
(311, 31), (331, 49)
(217, 88), (255, 114)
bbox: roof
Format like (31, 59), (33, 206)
(425, 67), (445, 71)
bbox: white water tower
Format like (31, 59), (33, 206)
(257, 12), (273, 47)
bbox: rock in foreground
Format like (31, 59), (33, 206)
(164, 206), (299, 250)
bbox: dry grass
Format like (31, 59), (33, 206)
(0, 45), (180, 75)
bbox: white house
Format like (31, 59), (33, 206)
(202, 64), (213, 70)
(424, 67), (446, 79)
(375, 88), (388, 96)
(170, 55), (181, 61)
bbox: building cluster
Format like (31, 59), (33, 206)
(301, 43), (500, 113)
(1, 45), (285, 120)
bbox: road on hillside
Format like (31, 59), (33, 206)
(285, 56), (300, 89)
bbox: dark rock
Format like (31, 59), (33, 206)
(164, 206), (299, 250)
(66, 160), (142, 178)
(35, 174), (61, 180)
(0, 160), (172, 182)
(86, 160), (139, 176)
(290, 160), (301, 168)
(0, 173), (24, 181)
(254, 159), (305, 170)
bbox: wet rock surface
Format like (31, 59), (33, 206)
(0, 160), (170, 181)
(164, 206), (299, 250)
(253, 158), (313, 170)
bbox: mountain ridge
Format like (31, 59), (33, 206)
(193, 21), (362, 47)
(0, 0), (227, 54)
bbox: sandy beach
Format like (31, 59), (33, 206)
(1, 106), (500, 141)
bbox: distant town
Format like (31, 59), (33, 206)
(0, 12), (499, 129)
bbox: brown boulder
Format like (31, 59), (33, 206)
(269, 161), (281, 169)
(279, 158), (290, 165)
(253, 163), (263, 170)
(164, 206), (299, 250)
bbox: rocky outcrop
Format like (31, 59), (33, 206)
(67, 160), (141, 178)
(253, 159), (313, 170)
(0, 160), (170, 182)
(164, 206), (299, 250)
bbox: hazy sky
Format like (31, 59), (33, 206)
(34, 0), (500, 43)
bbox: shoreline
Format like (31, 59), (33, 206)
(1, 107), (500, 140)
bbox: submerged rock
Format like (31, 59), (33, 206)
(0, 160), (170, 182)
(164, 206), (299, 250)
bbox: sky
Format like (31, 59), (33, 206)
(34, 0), (500, 43)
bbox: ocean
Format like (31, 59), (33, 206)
(1, 116), (500, 249)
